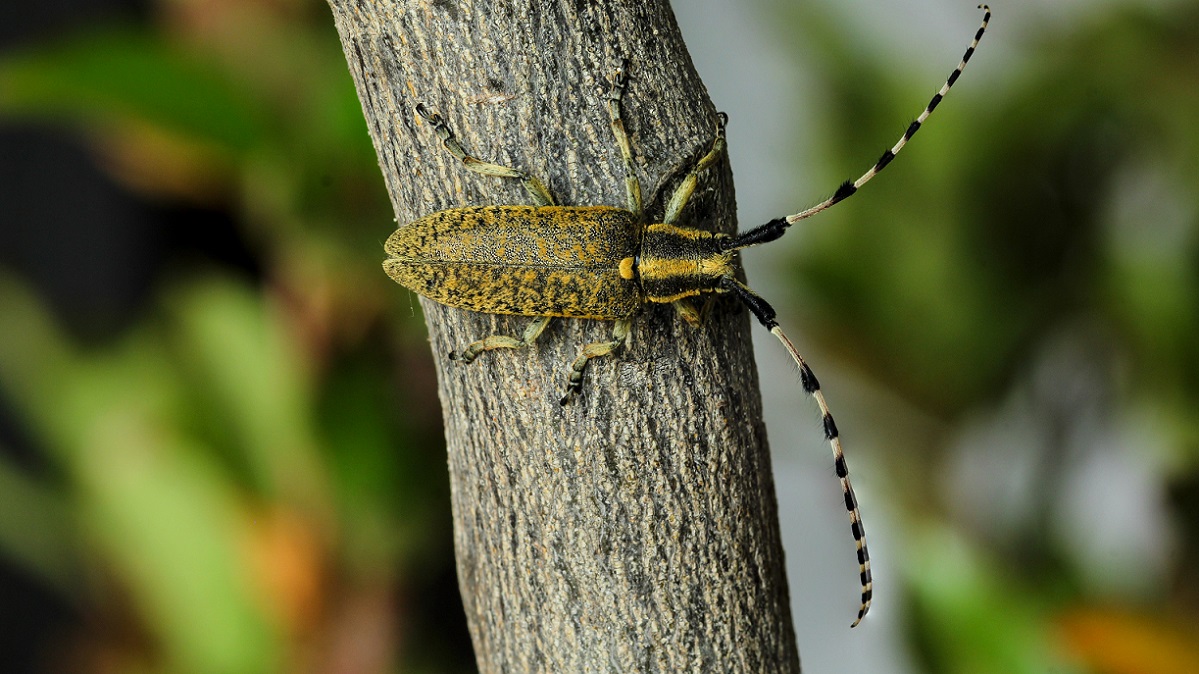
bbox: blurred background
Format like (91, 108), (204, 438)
(1, 0), (1196, 672)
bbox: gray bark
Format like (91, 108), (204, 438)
(327, 1), (801, 671)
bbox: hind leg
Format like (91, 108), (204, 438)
(449, 316), (553, 363)
(606, 59), (643, 216)
(416, 103), (556, 206)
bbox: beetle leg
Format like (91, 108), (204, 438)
(672, 295), (718, 328)
(450, 316), (552, 364)
(671, 299), (702, 327)
(415, 103), (556, 206)
(560, 319), (632, 405)
(606, 59), (643, 216)
(663, 112), (727, 225)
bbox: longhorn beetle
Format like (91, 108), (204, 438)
(385, 5), (990, 627)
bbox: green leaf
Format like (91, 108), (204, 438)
(0, 27), (268, 153)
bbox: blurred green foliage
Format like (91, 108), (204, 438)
(0, 2), (462, 672)
(1, 0), (1197, 673)
(776, 1), (1199, 672)
(0, 29), (267, 151)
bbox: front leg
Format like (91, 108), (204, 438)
(663, 112), (727, 225)
(671, 296), (719, 328)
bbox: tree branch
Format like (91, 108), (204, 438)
(327, 1), (801, 670)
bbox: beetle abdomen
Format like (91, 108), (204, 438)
(384, 205), (643, 319)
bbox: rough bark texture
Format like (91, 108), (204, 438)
(327, 1), (801, 671)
